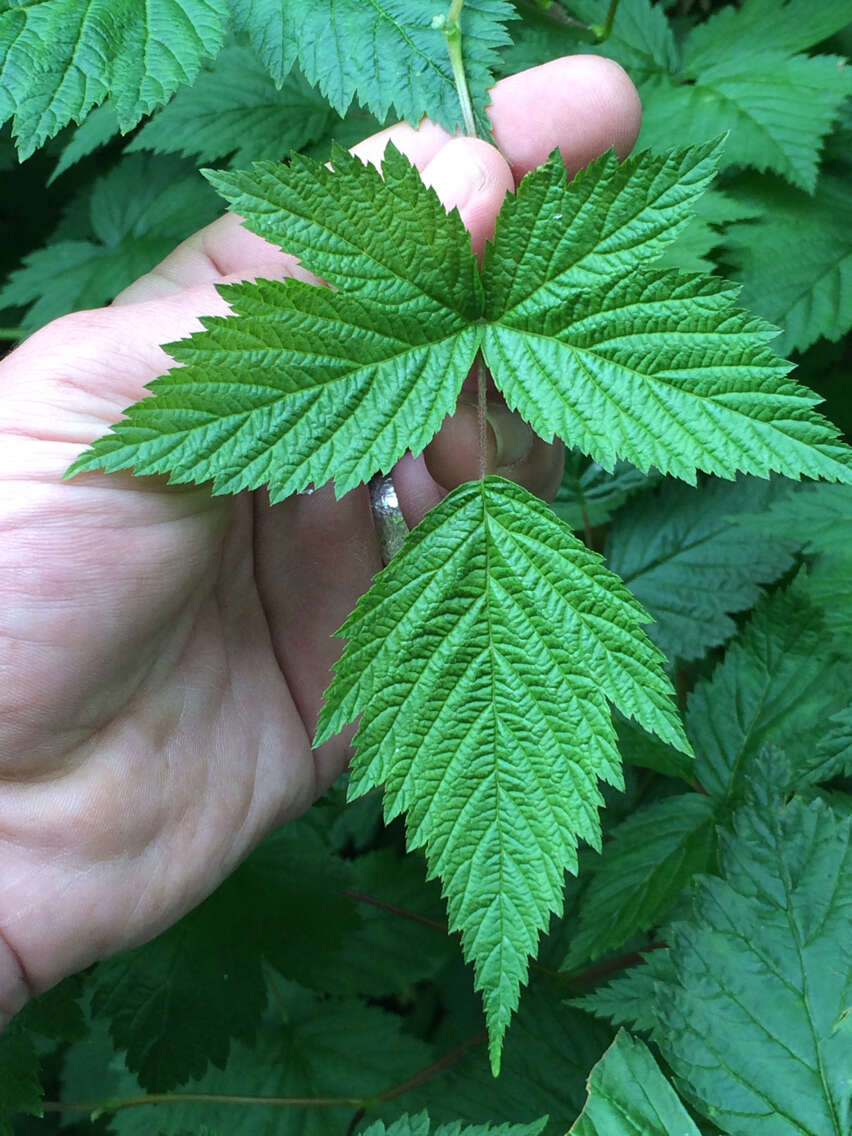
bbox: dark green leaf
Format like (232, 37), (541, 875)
(90, 819), (357, 1091)
(687, 578), (851, 802)
(569, 1029), (701, 1136)
(563, 793), (715, 970)
(605, 476), (797, 662)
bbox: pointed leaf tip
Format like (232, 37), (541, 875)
(319, 476), (686, 1061)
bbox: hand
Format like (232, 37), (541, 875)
(0, 56), (640, 1024)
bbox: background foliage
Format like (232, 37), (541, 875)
(1, 0), (851, 1132)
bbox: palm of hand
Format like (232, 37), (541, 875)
(0, 303), (375, 1018)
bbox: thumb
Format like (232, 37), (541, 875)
(418, 136), (514, 259)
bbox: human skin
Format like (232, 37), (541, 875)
(0, 55), (641, 1026)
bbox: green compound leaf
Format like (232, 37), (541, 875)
(600, 796), (852, 1136)
(480, 148), (852, 485)
(0, 154), (220, 332)
(483, 141), (724, 309)
(228, 0), (514, 134)
(0, 0), (229, 159)
(620, 0), (852, 195)
(553, 453), (658, 533)
(315, 476), (689, 1073)
(569, 1029), (701, 1136)
(681, 0), (852, 75)
(69, 143), (852, 496)
(0, 977), (86, 1134)
(89, 818), (358, 1091)
(90, 982), (433, 1136)
(581, 792), (852, 1135)
(411, 988), (612, 1129)
(736, 481), (852, 560)
(687, 577), (852, 804)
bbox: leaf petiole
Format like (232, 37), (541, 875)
(432, 0), (479, 137)
(590, 0), (621, 41)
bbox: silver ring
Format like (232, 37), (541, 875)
(369, 473), (408, 565)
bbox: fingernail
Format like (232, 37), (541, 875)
(486, 403), (534, 468)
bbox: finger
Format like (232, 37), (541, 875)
(420, 136), (514, 258)
(488, 55), (642, 182)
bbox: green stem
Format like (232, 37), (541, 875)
(591, 0), (621, 41)
(433, 0), (478, 137)
(0, 328), (25, 340)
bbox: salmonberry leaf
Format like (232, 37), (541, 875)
(69, 143), (852, 496)
(605, 476), (797, 663)
(49, 101), (120, 182)
(127, 43), (339, 166)
(800, 707), (852, 787)
(638, 56), (850, 193)
(735, 482), (852, 639)
(0, 0), (229, 159)
(483, 141), (723, 307)
(565, 0), (850, 191)
(614, 716), (695, 784)
(0, 977), (86, 1133)
(659, 188), (762, 274)
(298, 848), (457, 997)
(736, 481), (852, 560)
(410, 988), (613, 1130)
(0, 1023), (42, 1135)
(0, 154), (220, 330)
(579, 948), (675, 1037)
(553, 452), (658, 533)
(131, 988), (430, 1136)
(480, 150), (852, 484)
(591, 795), (852, 1136)
(228, 0), (513, 134)
(725, 174), (852, 354)
(562, 793), (715, 972)
(682, 0), (852, 74)
(687, 578), (852, 803)
(315, 476), (688, 1072)
(568, 1029), (701, 1136)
